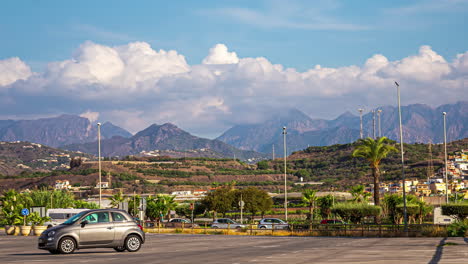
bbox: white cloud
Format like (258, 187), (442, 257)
(1, 42), (467, 138)
(0, 57), (32, 87)
(202, 44), (239, 64)
(80, 110), (100, 123)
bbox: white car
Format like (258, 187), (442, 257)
(211, 218), (245, 229)
(257, 218), (289, 230)
(45, 208), (89, 227)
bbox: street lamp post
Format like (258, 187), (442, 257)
(358, 108), (364, 139)
(377, 109), (382, 138)
(372, 110), (376, 139)
(282, 127), (288, 221)
(97, 122), (102, 208)
(395, 82), (408, 232)
(443, 112), (449, 203)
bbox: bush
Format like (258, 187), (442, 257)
(441, 203), (468, 221)
(331, 203), (382, 224)
(446, 220), (468, 237)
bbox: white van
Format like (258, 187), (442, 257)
(433, 207), (456, 225)
(46, 208), (89, 227)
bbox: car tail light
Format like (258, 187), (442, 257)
(137, 224), (143, 231)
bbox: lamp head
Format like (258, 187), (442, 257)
(395, 81), (399, 87)
(97, 122), (101, 126)
(442, 112), (446, 116)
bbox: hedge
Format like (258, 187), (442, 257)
(441, 203), (468, 221)
(331, 203), (382, 224)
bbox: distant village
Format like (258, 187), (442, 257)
(366, 149), (468, 200)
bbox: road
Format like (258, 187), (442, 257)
(0, 233), (466, 264)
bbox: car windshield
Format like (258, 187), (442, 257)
(62, 211), (87, 225)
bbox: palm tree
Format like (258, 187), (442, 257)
(302, 189), (318, 222)
(146, 195), (177, 223)
(352, 137), (397, 206)
(350, 185), (371, 203)
(110, 191), (126, 209)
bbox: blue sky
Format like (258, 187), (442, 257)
(0, 0), (467, 138)
(2, 0), (467, 71)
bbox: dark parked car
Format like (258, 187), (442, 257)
(38, 209), (145, 254)
(164, 218), (199, 228)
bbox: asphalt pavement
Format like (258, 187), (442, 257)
(0, 233), (466, 264)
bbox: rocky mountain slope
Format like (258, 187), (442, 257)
(64, 123), (266, 161)
(0, 115), (132, 147)
(217, 101), (468, 155)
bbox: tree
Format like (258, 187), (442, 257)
(317, 195), (334, 219)
(302, 189), (318, 222)
(235, 187), (272, 219)
(128, 194), (141, 216)
(110, 191), (126, 209)
(350, 185), (371, 203)
(295, 169), (310, 180)
(352, 137), (397, 207)
(257, 160), (269, 170)
(146, 195), (177, 223)
(201, 187), (234, 219)
(69, 157), (82, 169)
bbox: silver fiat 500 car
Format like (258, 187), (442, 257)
(38, 209), (145, 254)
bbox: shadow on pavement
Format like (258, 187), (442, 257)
(427, 237), (446, 264)
(11, 251), (114, 256)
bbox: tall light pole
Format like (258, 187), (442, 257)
(395, 82), (408, 232)
(282, 127), (288, 221)
(377, 109), (382, 138)
(97, 122), (102, 208)
(372, 110), (376, 139)
(358, 108), (364, 139)
(443, 112), (449, 203)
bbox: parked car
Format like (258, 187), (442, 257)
(320, 219), (347, 224)
(164, 218), (199, 228)
(212, 218), (245, 229)
(38, 209), (145, 254)
(257, 218), (289, 230)
(45, 208), (89, 227)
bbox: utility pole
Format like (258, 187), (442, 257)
(97, 122), (102, 208)
(395, 82), (408, 232)
(282, 127), (288, 221)
(358, 108), (364, 139)
(272, 145), (275, 160)
(443, 112), (449, 203)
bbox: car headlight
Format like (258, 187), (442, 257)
(47, 231), (55, 237)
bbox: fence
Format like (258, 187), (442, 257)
(143, 222), (449, 237)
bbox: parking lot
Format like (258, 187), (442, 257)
(0, 233), (466, 264)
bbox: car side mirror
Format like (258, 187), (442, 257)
(80, 220), (89, 227)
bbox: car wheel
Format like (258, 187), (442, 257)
(58, 237), (76, 254)
(260, 226), (266, 229)
(125, 234), (142, 252)
(48, 249), (60, 254)
(114, 246), (126, 252)
(212, 226), (218, 229)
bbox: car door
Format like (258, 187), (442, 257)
(79, 212), (115, 246)
(111, 212), (131, 243)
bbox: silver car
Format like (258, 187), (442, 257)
(257, 218), (289, 230)
(38, 209), (145, 254)
(211, 218), (245, 229)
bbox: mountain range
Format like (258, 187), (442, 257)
(0, 115), (132, 147)
(0, 101), (466, 158)
(217, 101), (468, 155)
(63, 123), (266, 160)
